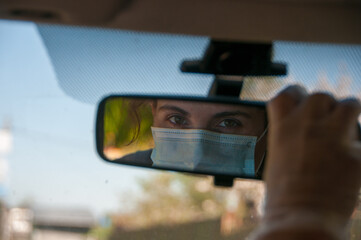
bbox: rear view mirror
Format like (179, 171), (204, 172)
(96, 96), (267, 180)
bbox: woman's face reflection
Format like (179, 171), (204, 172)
(152, 100), (266, 137)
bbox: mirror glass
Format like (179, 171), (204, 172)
(97, 97), (267, 179)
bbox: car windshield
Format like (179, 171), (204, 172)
(0, 20), (360, 240)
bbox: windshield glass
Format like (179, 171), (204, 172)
(0, 20), (360, 240)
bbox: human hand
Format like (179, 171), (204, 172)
(255, 85), (361, 239)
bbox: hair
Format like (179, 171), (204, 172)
(124, 98), (155, 145)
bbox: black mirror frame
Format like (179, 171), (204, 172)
(95, 94), (267, 183)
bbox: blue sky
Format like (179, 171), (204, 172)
(0, 20), (360, 217)
(0, 21), (157, 217)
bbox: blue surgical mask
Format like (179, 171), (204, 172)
(150, 127), (258, 176)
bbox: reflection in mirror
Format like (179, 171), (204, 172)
(99, 97), (267, 178)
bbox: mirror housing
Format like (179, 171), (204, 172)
(96, 95), (267, 186)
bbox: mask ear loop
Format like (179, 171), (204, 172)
(255, 126), (268, 177)
(256, 125), (268, 143)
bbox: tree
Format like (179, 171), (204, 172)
(112, 173), (223, 229)
(111, 172), (264, 233)
(103, 98), (154, 159)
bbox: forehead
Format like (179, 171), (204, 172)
(156, 100), (264, 116)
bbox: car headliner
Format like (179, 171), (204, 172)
(0, 0), (360, 44)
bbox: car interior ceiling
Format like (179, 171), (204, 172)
(0, 0), (360, 44)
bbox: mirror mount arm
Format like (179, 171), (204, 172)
(213, 175), (234, 187)
(207, 76), (244, 98)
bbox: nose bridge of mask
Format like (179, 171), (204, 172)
(151, 127), (257, 175)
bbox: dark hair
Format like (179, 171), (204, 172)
(125, 99), (154, 146)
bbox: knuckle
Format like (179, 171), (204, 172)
(268, 93), (296, 116)
(270, 91), (293, 106)
(271, 85), (306, 107)
(268, 85), (308, 119)
(337, 98), (361, 116)
(307, 93), (336, 106)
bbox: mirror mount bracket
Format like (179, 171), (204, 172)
(181, 40), (287, 76)
(182, 40), (287, 98)
(213, 175), (234, 187)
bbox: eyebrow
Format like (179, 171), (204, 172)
(158, 105), (251, 118)
(212, 111), (252, 119)
(158, 105), (190, 116)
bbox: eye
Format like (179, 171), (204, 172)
(217, 119), (241, 128)
(168, 115), (188, 126)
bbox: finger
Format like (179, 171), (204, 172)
(349, 141), (361, 167)
(332, 98), (361, 137)
(301, 92), (336, 120)
(268, 85), (308, 123)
